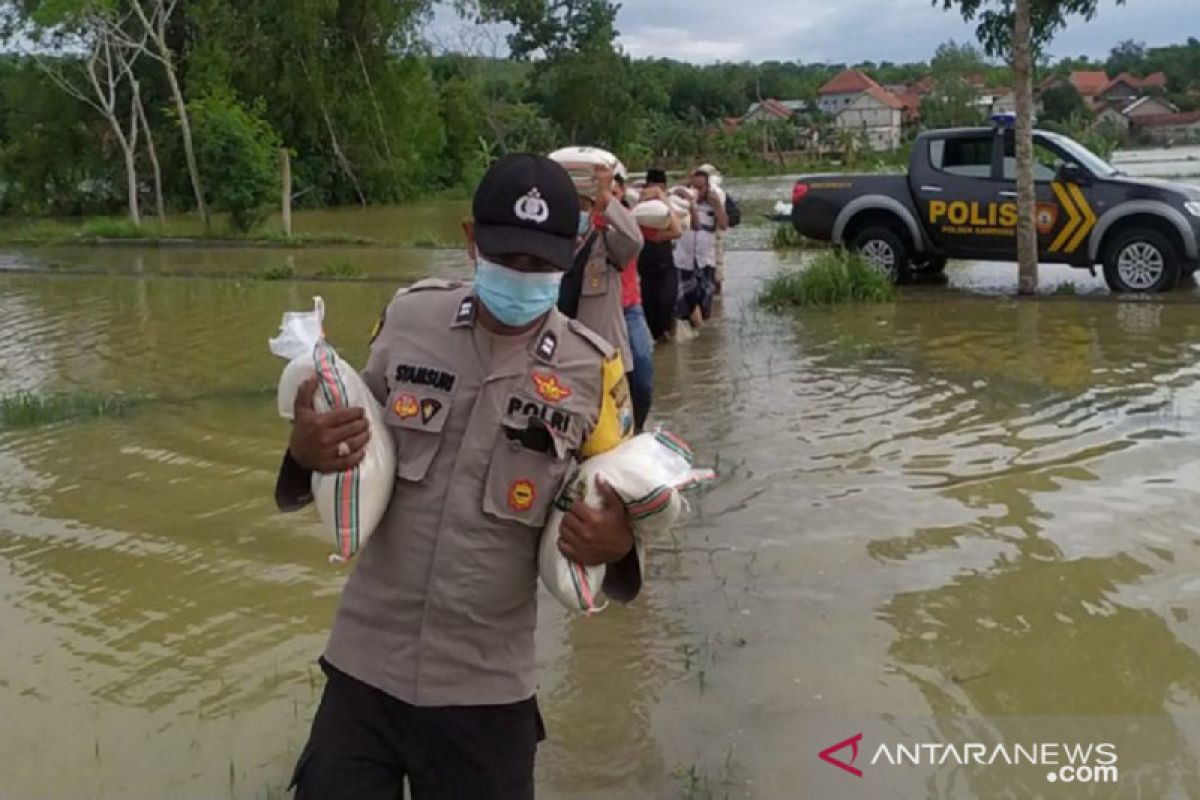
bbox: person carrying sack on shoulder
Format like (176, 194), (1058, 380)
(550, 149), (645, 379)
(276, 154), (641, 800)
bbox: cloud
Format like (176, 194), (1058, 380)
(612, 0), (1193, 64)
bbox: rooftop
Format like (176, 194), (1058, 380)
(819, 68), (881, 96)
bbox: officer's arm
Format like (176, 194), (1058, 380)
(274, 307), (390, 512)
(578, 355), (642, 602)
(602, 201), (645, 270)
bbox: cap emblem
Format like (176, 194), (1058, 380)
(514, 188), (550, 224)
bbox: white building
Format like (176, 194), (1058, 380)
(836, 88), (904, 151)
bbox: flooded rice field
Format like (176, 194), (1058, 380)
(6, 159), (1200, 799)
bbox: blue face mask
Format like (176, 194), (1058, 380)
(474, 258), (563, 327)
(578, 211), (592, 236)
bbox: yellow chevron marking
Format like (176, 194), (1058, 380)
(1065, 183), (1097, 254)
(1049, 181), (1080, 254)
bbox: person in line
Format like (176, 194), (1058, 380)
(277, 154), (642, 800)
(613, 171), (655, 432)
(550, 151), (644, 384)
(637, 168), (684, 342)
(695, 163), (741, 296)
(674, 167), (727, 328)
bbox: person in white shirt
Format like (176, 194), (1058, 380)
(673, 168), (727, 328)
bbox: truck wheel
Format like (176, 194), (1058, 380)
(1102, 229), (1180, 294)
(912, 256), (948, 275)
(851, 227), (911, 284)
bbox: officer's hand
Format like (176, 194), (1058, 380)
(288, 377), (370, 474)
(558, 475), (633, 567)
(593, 166), (614, 212)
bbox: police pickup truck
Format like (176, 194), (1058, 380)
(790, 120), (1200, 292)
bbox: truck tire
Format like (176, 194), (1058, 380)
(912, 256), (948, 275)
(1102, 228), (1181, 294)
(851, 227), (911, 284)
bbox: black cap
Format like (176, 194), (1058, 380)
(646, 168), (667, 185)
(472, 154), (580, 272)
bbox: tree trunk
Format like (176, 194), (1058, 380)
(1012, 0), (1038, 296)
(117, 128), (141, 228)
(162, 57), (209, 230)
(281, 147), (293, 238)
(134, 87), (166, 225)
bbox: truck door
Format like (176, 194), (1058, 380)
(996, 132), (1097, 264)
(913, 132), (1017, 258)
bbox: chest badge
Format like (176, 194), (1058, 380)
(394, 394), (419, 419)
(508, 479), (537, 512)
(533, 372), (572, 403)
(420, 398), (443, 425)
(537, 332), (558, 361)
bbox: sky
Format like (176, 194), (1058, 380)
(431, 0), (1194, 65)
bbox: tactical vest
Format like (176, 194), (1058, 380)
(324, 280), (613, 707)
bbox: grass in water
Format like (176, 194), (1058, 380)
(771, 224), (804, 250)
(315, 259), (364, 279)
(0, 391), (144, 429)
(758, 250), (895, 308)
(78, 218), (153, 239)
(261, 263), (296, 280)
(411, 234), (456, 249)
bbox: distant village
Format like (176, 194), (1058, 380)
(727, 67), (1200, 153)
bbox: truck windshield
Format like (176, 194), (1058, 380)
(1041, 132), (1118, 178)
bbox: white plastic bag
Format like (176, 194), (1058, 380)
(270, 297), (396, 562)
(539, 430), (715, 614)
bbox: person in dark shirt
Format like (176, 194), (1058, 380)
(635, 169), (684, 341)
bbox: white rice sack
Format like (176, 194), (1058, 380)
(634, 199), (672, 231)
(668, 195), (692, 231)
(549, 146), (619, 200)
(539, 430), (715, 614)
(270, 297), (396, 563)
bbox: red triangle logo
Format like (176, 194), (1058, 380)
(819, 733), (864, 778)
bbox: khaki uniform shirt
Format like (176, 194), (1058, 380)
(576, 201), (644, 371)
(276, 280), (639, 707)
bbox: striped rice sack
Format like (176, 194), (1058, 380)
(538, 430), (715, 613)
(272, 298), (396, 562)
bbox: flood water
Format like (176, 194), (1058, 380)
(6, 158), (1200, 800)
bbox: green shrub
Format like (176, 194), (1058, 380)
(261, 263), (296, 280)
(758, 250), (895, 308)
(188, 89), (282, 233)
(315, 260), (363, 278)
(79, 218), (153, 239)
(771, 224), (803, 250)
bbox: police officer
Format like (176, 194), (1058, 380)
(550, 150), (644, 377)
(276, 154), (641, 800)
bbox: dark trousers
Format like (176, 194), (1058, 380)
(638, 244), (678, 341)
(678, 266), (716, 321)
(290, 660), (544, 800)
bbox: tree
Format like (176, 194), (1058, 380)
(30, 10), (146, 227)
(187, 89), (280, 232)
(1106, 39), (1147, 77)
(1039, 82), (1086, 122)
(936, 0), (1121, 295)
(124, 0), (209, 229)
(924, 41), (990, 128)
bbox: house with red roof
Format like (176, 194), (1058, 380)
(818, 68), (882, 115)
(836, 86), (906, 151)
(1130, 110), (1200, 144)
(1069, 70), (1111, 105)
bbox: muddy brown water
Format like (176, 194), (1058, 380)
(5, 163), (1200, 799)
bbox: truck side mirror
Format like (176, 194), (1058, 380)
(1058, 162), (1089, 185)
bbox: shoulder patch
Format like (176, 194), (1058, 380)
(566, 318), (616, 359)
(368, 305), (387, 345)
(394, 278), (463, 299)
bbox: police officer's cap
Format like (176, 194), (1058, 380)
(473, 154), (580, 272)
